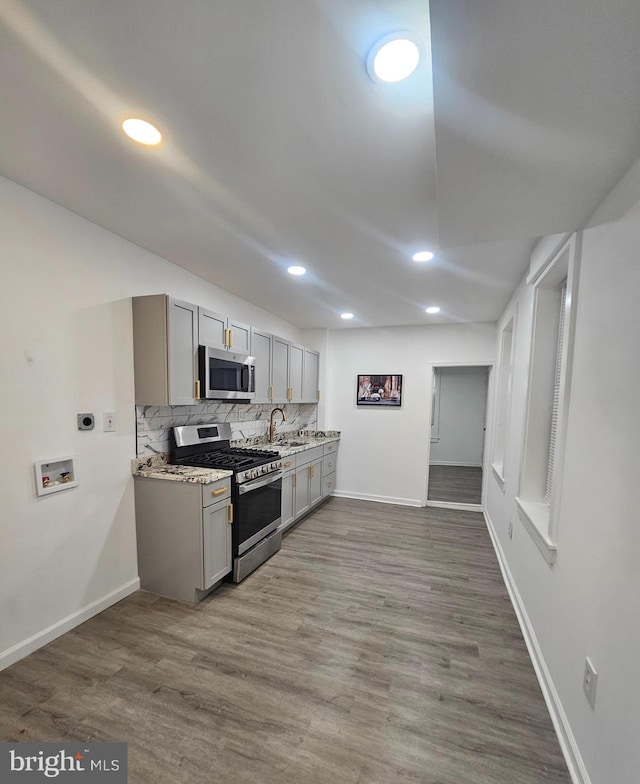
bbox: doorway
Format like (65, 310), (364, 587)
(427, 365), (490, 507)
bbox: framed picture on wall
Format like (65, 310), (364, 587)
(357, 375), (403, 407)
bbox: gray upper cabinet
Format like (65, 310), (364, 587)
(302, 348), (320, 403)
(133, 294), (321, 407)
(199, 309), (251, 354)
(133, 294), (198, 406)
(198, 308), (227, 350)
(271, 336), (290, 403)
(228, 319), (251, 354)
(251, 327), (273, 403)
(289, 343), (304, 403)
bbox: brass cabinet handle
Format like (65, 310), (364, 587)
(195, 379), (201, 399)
(228, 328), (233, 348)
(283, 461), (293, 468)
(328, 482), (333, 488)
(211, 487), (226, 496)
(317, 389), (321, 401)
(327, 461), (333, 468)
(287, 386), (293, 401)
(310, 464), (315, 479)
(228, 503), (233, 524)
(269, 385), (274, 401)
(293, 473), (297, 488)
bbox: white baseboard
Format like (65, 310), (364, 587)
(0, 577), (140, 672)
(332, 490), (423, 507)
(427, 500), (483, 512)
(429, 461), (483, 467)
(483, 510), (590, 784)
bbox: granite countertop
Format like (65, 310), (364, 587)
(132, 431), (340, 481)
(234, 430), (340, 457)
(132, 455), (232, 484)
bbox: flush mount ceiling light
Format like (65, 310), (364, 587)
(121, 118), (162, 146)
(412, 251), (434, 262)
(367, 33), (421, 83)
(340, 312), (354, 320)
(425, 306), (440, 314)
(287, 265), (306, 276)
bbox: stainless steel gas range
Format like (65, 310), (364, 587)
(170, 423), (282, 582)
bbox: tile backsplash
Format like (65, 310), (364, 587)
(136, 402), (318, 456)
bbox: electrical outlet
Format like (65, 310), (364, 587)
(103, 412), (116, 432)
(583, 657), (598, 708)
(508, 521), (513, 539)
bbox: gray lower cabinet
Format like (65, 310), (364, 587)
(203, 499), (233, 588)
(279, 442), (338, 533)
(321, 445), (338, 499)
(280, 461), (296, 531)
(134, 476), (232, 603)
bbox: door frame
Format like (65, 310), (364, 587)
(424, 362), (495, 511)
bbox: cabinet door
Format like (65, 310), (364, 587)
(309, 458), (323, 507)
(294, 465), (310, 518)
(322, 454), (337, 477)
(289, 344), (304, 403)
(280, 471), (295, 530)
(202, 500), (232, 589)
(168, 298), (198, 405)
(250, 328), (272, 403)
(302, 349), (320, 403)
(199, 307), (228, 350)
(322, 472), (336, 499)
(271, 336), (290, 403)
(228, 319), (251, 354)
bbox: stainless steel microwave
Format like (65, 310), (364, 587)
(198, 345), (256, 400)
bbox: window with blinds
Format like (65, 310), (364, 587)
(516, 233), (579, 564)
(544, 281), (567, 504)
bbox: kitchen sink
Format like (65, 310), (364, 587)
(277, 440), (308, 447)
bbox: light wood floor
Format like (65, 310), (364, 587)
(0, 499), (569, 784)
(428, 465), (483, 504)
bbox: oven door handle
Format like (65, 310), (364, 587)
(238, 471), (282, 495)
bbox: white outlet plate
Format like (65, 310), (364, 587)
(103, 412), (116, 432)
(583, 657), (598, 708)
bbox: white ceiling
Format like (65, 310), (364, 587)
(2, 0), (639, 329)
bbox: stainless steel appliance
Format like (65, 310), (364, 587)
(198, 345), (255, 400)
(170, 423), (282, 582)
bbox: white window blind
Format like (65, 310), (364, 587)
(545, 281), (567, 503)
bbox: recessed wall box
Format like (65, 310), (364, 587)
(34, 456), (78, 496)
(77, 413), (95, 430)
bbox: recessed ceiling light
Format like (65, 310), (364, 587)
(287, 265), (306, 276)
(367, 33), (421, 83)
(412, 251), (434, 262)
(425, 306), (440, 314)
(341, 312), (354, 320)
(121, 118), (162, 146)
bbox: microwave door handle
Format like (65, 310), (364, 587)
(241, 364), (249, 391)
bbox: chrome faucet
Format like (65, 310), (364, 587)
(269, 407), (287, 443)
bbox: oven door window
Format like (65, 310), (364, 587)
(235, 477), (282, 554)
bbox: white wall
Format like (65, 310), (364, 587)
(325, 324), (496, 506)
(484, 157), (640, 784)
(0, 176), (304, 668)
(430, 366), (489, 466)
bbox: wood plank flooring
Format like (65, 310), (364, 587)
(0, 498), (569, 784)
(428, 465), (483, 504)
